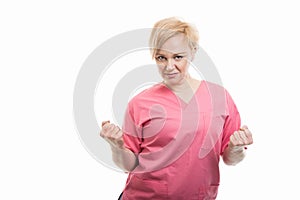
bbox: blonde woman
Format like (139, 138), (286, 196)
(100, 17), (253, 200)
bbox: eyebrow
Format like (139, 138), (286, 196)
(156, 52), (187, 56)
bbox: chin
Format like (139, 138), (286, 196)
(164, 78), (183, 86)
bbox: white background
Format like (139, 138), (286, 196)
(1, 0), (299, 199)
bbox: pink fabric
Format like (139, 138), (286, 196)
(121, 81), (240, 200)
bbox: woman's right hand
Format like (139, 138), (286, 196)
(100, 121), (125, 149)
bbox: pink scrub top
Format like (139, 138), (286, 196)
(121, 81), (241, 200)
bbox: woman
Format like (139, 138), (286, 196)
(100, 17), (253, 200)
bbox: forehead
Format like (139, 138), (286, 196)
(157, 33), (190, 55)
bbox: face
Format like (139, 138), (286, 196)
(154, 33), (194, 86)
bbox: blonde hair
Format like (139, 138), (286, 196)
(149, 17), (199, 58)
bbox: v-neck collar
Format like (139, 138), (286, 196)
(160, 80), (203, 108)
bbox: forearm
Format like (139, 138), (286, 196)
(110, 146), (138, 172)
(222, 145), (246, 166)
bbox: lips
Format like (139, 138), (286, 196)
(165, 73), (178, 78)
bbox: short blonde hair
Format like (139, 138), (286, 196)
(149, 17), (199, 58)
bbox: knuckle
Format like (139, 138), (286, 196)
(100, 130), (106, 137)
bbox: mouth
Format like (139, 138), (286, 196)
(165, 73), (178, 78)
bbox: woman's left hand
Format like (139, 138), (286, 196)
(229, 125), (253, 148)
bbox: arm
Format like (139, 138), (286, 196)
(222, 125), (253, 165)
(100, 121), (138, 172)
(110, 145), (138, 172)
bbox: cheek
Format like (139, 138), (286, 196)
(157, 65), (164, 74)
(176, 60), (189, 72)
(155, 60), (164, 68)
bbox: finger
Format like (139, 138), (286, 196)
(100, 123), (115, 137)
(106, 126), (124, 146)
(232, 131), (245, 146)
(241, 125), (248, 130)
(102, 123), (112, 133)
(103, 125), (122, 140)
(100, 122), (109, 137)
(229, 131), (240, 146)
(241, 127), (253, 145)
(243, 128), (252, 138)
(110, 125), (121, 136)
(115, 127), (123, 138)
(100, 126), (110, 137)
(114, 127), (124, 146)
(102, 120), (110, 127)
(100, 130), (104, 137)
(238, 131), (250, 144)
(234, 131), (243, 142)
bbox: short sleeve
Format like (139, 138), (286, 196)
(122, 101), (143, 154)
(220, 90), (241, 154)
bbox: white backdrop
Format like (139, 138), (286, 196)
(1, 0), (299, 199)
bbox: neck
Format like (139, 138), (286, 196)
(163, 74), (196, 93)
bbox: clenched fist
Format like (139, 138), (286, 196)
(100, 120), (124, 149)
(229, 125), (253, 148)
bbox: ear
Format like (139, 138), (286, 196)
(191, 53), (195, 61)
(190, 50), (196, 61)
(190, 47), (198, 61)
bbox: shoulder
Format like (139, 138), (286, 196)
(128, 83), (166, 105)
(201, 80), (226, 91)
(200, 80), (229, 99)
(200, 81), (235, 114)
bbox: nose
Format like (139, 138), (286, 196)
(165, 59), (175, 71)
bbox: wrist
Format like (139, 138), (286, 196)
(228, 145), (245, 153)
(110, 144), (127, 152)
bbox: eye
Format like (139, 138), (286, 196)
(155, 56), (166, 62)
(174, 55), (183, 61)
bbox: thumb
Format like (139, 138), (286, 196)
(101, 120), (110, 127)
(241, 125), (248, 130)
